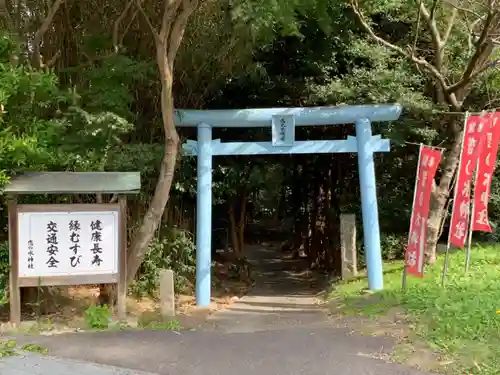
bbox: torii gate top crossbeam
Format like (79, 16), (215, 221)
(174, 104), (402, 128)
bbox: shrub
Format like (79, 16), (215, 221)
(356, 232), (407, 270)
(130, 227), (196, 297)
(0, 241), (9, 305)
(85, 305), (112, 329)
(380, 232), (407, 261)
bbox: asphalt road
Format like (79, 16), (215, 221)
(8, 326), (432, 375)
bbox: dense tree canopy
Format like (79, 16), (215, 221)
(0, 0), (499, 296)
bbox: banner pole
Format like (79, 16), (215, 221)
(402, 143), (423, 291)
(465, 111), (488, 273)
(465, 158), (478, 273)
(441, 112), (469, 286)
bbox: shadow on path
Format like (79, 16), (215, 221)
(206, 243), (330, 333)
(246, 243), (329, 296)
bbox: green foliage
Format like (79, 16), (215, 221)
(77, 56), (155, 118)
(229, 0), (332, 41)
(145, 319), (181, 331)
(0, 32), (139, 184)
(85, 305), (112, 329)
(380, 233), (406, 261)
(334, 245), (500, 374)
(137, 314), (182, 331)
(21, 343), (48, 354)
(356, 232), (407, 270)
(130, 228), (196, 297)
(0, 340), (17, 358)
(0, 36), (68, 184)
(0, 0), (498, 332)
(0, 241), (8, 305)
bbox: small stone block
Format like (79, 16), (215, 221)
(160, 269), (175, 317)
(340, 213), (358, 280)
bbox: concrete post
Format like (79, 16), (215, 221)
(160, 269), (175, 317)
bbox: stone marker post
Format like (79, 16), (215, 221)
(340, 214), (358, 280)
(160, 269), (176, 317)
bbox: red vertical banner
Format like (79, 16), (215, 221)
(449, 116), (487, 247)
(405, 146), (442, 277)
(472, 112), (500, 232)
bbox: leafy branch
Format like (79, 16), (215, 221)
(350, 0), (500, 110)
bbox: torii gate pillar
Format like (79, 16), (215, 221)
(196, 123), (212, 307)
(355, 118), (383, 290)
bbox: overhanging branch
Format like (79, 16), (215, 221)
(446, 10), (500, 96)
(136, 0), (161, 44)
(113, 0), (136, 53)
(32, 0), (65, 69)
(448, 58), (500, 93)
(167, 0), (199, 66)
(351, 0), (459, 108)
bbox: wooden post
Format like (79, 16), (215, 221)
(8, 196), (21, 326)
(340, 213), (358, 280)
(160, 269), (175, 318)
(117, 196), (127, 321)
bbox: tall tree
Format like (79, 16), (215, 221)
(126, 0), (199, 281)
(351, 0), (500, 262)
(126, 0), (333, 280)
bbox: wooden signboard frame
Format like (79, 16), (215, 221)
(8, 201), (127, 325)
(4, 172), (140, 326)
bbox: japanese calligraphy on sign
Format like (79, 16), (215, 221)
(405, 146), (442, 277)
(449, 116), (487, 247)
(271, 114), (295, 146)
(18, 210), (119, 278)
(471, 112), (500, 233)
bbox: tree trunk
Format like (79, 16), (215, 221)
(425, 124), (463, 264)
(311, 167), (327, 269)
(276, 180), (286, 222)
(228, 189), (247, 256)
(426, 198), (447, 263)
(290, 161), (304, 254)
(127, 58), (179, 282)
(238, 191), (247, 254)
(228, 203), (240, 254)
(327, 158), (341, 275)
(126, 0), (199, 282)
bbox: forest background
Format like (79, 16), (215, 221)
(0, 0), (499, 302)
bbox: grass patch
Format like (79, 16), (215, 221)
(137, 309), (182, 331)
(331, 244), (500, 375)
(0, 340), (48, 358)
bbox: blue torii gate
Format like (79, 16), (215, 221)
(175, 104), (402, 306)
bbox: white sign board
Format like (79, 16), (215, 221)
(17, 210), (119, 278)
(271, 114), (295, 147)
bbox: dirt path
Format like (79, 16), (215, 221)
(206, 243), (330, 333)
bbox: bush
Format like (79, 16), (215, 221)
(0, 241), (8, 305)
(85, 305), (112, 329)
(380, 232), (407, 261)
(130, 227), (196, 298)
(356, 233), (407, 269)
